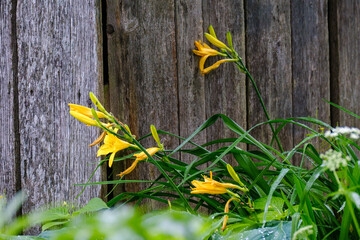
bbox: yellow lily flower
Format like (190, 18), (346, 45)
(202, 59), (235, 75)
(97, 129), (135, 167)
(68, 103), (107, 119)
(193, 41), (221, 72)
(190, 171), (242, 194)
(193, 41), (235, 75)
(221, 197), (239, 231)
(118, 147), (160, 177)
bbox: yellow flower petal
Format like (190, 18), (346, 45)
(221, 198), (238, 231)
(133, 147), (160, 161)
(108, 150), (118, 167)
(97, 144), (114, 157)
(193, 41), (220, 56)
(202, 59), (233, 75)
(70, 111), (98, 126)
(114, 146), (159, 177)
(199, 55), (209, 72)
(68, 103), (107, 118)
(114, 138), (133, 151)
(97, 131), (135, 167)
(222, 215), (229, 231)
(190, 187), (227, 195)
(202, 42), (212, 49)
(193, 50), (206, 56)
(89, 131), (107, 147)
(118, 159), (140, 177)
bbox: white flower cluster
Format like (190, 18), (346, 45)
(320, 149), (350, 171)
(324, 127), (360, 140)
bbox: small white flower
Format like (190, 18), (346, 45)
(338, 127), (351, 134)
(320, 149), (350, 171)
(324, 126), (360, 141)
(350, 133), (359, 140)
(330, 132), (338, 138)
(352, 128), (360, 135)
(324, 131), (331, 138)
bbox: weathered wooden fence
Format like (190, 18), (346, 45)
(1, 0), (359, 214)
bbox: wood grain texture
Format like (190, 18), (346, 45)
(106, 0), (178, 201)
(95, 0), (109, 201)
(16, 0), (101, 214)
(291, 0), (330, 161)
(245, 0), (293, 151)
(336, 0), (360, 128)
(1, 0), (358, 215)
(202, 0), (247, 164)
(0, 0), (16, 198)
(175, 0), (206, 164)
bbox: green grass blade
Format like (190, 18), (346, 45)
(298, 166), (327, 211)
(323, 99), (360, 120)
(262, 168), (289, 226)
(169, 115), (220, 157)
(75, 159), (106, 199)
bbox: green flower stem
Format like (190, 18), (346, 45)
(333, 170), (342, 186)
(232, 56), (284, 153)
(226, 189), (241, 199)
(111, 117), (195, 214)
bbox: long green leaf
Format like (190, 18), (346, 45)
(262, 168), (289, 226)
(323, 99), (360, 120)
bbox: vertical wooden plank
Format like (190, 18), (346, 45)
(104, 0), (128, 198)
(17, 0), (102, 214)
(176, 0), (206, 164)
(95, 0), (109, 201)
(202, 0), (247, 164)
(291, 0), (330, 160)
(246, 0), (293, 151)
(106, 0), (178, 203)
(0, 0), (16, 198)
(70, 0), (105, 201)
(331, 0), (360, 128)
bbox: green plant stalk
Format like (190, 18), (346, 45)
(345, 194), (360, 237)
(111, 116), (195, 214)
(231, 56), (284, 153)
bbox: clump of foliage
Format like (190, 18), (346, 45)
(67, 25), (360, 239)
(1, 194), (293, 239)
(3, 25), (359, 240)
